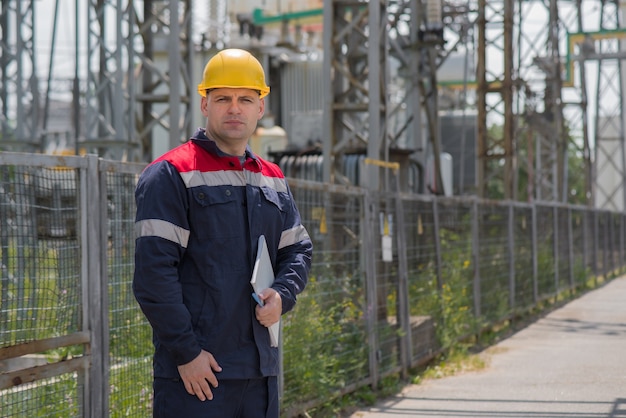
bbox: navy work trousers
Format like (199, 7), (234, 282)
(153, 376), (279, 418)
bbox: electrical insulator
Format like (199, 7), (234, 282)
(426, 0), (443, 30)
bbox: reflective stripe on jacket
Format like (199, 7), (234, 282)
(133, 128), (312, 379)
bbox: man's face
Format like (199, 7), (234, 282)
(201, 88), (265, 154)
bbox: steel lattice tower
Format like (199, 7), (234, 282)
(322, 0), (390, 189)
(592, 0), (626, 211)
(0, 0), (38, 148)
(1, 0), (624, 207)
(0, 0), (193, 161)
(474, 0), (625, 206)
(322, 0), (449, 194)
(84, 0), (194, 161)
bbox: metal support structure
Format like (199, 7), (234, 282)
(593, 0), (626, 211)
(0, 1), (194, 160)
(0, 0), (38, 149)
(0, 0), (624, 206)
(476, 0), (515, 199)
(568, 0), (593, 206)
(519, 0), (588, 204)
(322, 0), (443, 193)
(388, 0), (424, 157)
(83, 0), (132, 159)
(323, 0), (388, 189)
(543, 0), (567, 202)
(414, 0), (446, 195)
(474, 0), (623, 208)
(205, 0), (228, 49)
(84, 0), (194, 161)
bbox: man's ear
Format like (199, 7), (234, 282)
(258, 98), (265, 120)
(200, 96), (209, 117)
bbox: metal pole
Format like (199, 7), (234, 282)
(508, 203), (515, 309)
(364, 191), (379, 387)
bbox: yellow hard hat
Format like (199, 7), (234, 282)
(197, 48), (270, 98)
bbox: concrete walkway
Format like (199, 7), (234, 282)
(349, 276), (626, 418)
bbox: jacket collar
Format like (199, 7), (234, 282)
(190, 128), (263, 170)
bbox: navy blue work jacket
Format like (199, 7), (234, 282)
(133, 128), (312, 379)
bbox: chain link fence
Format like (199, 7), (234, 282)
(1, 152), (624, 417)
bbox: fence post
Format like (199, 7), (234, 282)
(553, 205), (559, 293)
(98, 157), (111, 415)
(610, 213), (617, 274)
(394, 191), (411, 373)
(432, 198), (442, 292)
(593, 211), (599, 284)
(567, 208), (574, 289)
(618, 214), (626, 270)
(582, 209), (588, 277)
(363, 191), (379, 388)
(531, 204), (538, 303)
(84, 154), (108, 417)
(507, 203), (515, 309)
(471, 199), (481, 320)
(604, 212), (610, 277)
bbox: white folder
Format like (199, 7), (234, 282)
(250, 235), (280, 347)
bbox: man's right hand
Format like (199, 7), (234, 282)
(177, 350), (222, 401)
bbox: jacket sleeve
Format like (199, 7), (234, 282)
(273, 183), (313, 314)
(132, 161), (201, 366)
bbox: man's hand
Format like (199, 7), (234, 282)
(255, 288), (282, 327)
(177, 350), (222, 401)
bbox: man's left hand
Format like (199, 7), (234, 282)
(255, 288), (281, 327)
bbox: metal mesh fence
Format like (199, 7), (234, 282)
(103, 163), (153, 417)
(435, 198), (475, 346)
(403, 197), (440, 362)
(364, 193), (399, 378)
(0, 165), (82, 347)
(1, 374), (83, 417)
(1, 153), (626, 417)
(1, 160), (85, 416)
(512, 205), (535, 309)
(555, 206), (573, 290)
(535, 205), (557, 296)
(477, 201), (512, 322)
(282, 182), (369, 411)
(609, 213), (624, 272)
(585, 210), (598, 276)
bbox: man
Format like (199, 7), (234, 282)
(133, 48), (312, 418)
